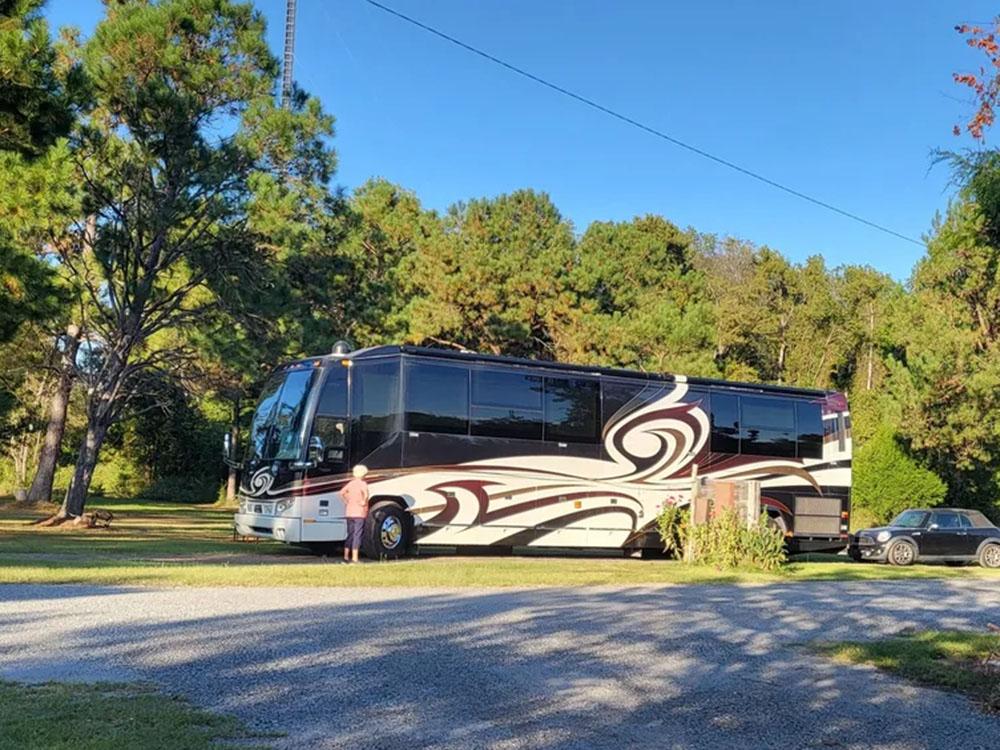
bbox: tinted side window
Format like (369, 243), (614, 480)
(405, 362), (469, 435)
(350, 360), (400, 461)
(312, 367), (349, 467)
(796, 401), (824, 459)
(316, 367), (348, 416)
(966, 511), (995, 528)
(472, 369), (543, 408)
(740, 396), (796, 457)
(544, 377), (599, 443)
(930, 511), (961, 529)
(710, 393), (740, 454)
(602, 381), (647, 429)
(470, 406), (542, 440)
(470, 368), (542, 440)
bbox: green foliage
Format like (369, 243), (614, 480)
(688, 509), (787, 571)
(0, 243), (59, 344)
(655, 502), (689, 557)
(0, 0), (81, 157)
(402, 189), (574, 358)
(853, 427), (947, 523)
(560, 216), (719, 375)
(139, 475), (220, 504)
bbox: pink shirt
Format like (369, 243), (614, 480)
(340, 478), (370, 519)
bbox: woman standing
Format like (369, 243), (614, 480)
(340, 465), (370, 563)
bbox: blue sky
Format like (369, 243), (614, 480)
(46, 0), (998, 279)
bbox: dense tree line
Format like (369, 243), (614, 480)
(1, 1), (998, 526)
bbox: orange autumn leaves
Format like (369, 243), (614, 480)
(954, 21), (1000, 140)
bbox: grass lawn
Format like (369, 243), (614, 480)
(3, 497), (1000, 588)
(0, 681), (273, 749)
(814, 631), (1000, 712)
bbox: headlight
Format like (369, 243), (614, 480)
(876, 531), (891, 543)
(274, 499), (295, 514)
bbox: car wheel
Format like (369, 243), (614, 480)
(362, 502), (412, 560)
(886, 539), (916, 566)
(979, 543), (1000, 569)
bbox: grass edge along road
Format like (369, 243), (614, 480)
(3, 498), (1000, 588)
(813, 631), (1000, 713)
(0, 680), (275, 750)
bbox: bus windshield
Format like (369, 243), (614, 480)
(247, 367), (316, 462)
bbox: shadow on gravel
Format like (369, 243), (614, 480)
(7, 579), (993, 749)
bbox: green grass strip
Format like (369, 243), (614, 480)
(0, 681), (274, 749)
(814, 631), (1000, 711)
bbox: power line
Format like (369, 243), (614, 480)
(362, 0), (923, 247)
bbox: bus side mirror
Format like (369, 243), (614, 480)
(222, 433), (241, 468)
(308, 435), (326, 463)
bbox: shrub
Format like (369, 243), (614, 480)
(655, 502), (688, 557)
(853, 427), (947, 524)
(655, 503), (787, 570)
(138, 475), (221, 504)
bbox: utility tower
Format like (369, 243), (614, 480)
(281, 0), (297, 109)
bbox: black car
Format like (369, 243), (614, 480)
(851, 508), (1000, 567)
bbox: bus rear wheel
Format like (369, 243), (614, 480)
(362, 502), (412, 560)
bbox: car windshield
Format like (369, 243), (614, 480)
(890, 510), (929, 528)
(247, 367), (316, 461)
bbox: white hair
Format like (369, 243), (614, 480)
(352, 464), (369, 479)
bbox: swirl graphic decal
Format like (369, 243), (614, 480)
(243, 467), (276, 497)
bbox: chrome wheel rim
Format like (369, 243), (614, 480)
(892, 543), (913, 565)
(380, 515), (403, 550)
(983, 545), (1000, 568)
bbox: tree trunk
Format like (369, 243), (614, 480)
(27, 325), (81, 504)
(225, 395), (240, 502)
(60, 415), (110, 518)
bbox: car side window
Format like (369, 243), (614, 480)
(958, 514), (973, 529)
(930, 511), (960, 529)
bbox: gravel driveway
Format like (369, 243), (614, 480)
(1, 578), (998, 749)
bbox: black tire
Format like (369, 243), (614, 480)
(361, 502), (412, 560)
(886, 539), (916, 566)
(979, 543), (1000, 569)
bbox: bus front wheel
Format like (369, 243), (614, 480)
(362, 502), (412, 560)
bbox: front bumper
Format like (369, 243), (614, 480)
(849, 540), (888, 562)
(234, 512), (301, 543)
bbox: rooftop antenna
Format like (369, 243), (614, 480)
(281, 0), (297, 109)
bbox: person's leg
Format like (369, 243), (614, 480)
(343, 519), (354, 561)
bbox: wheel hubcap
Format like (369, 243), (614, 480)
(894, 544), (913, 564)
(985, 546), (1000, 567)
(380, 516), (402, 550)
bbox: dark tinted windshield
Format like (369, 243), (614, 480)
(890, 510), (928, 528)
(247, 367), (316, 461)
